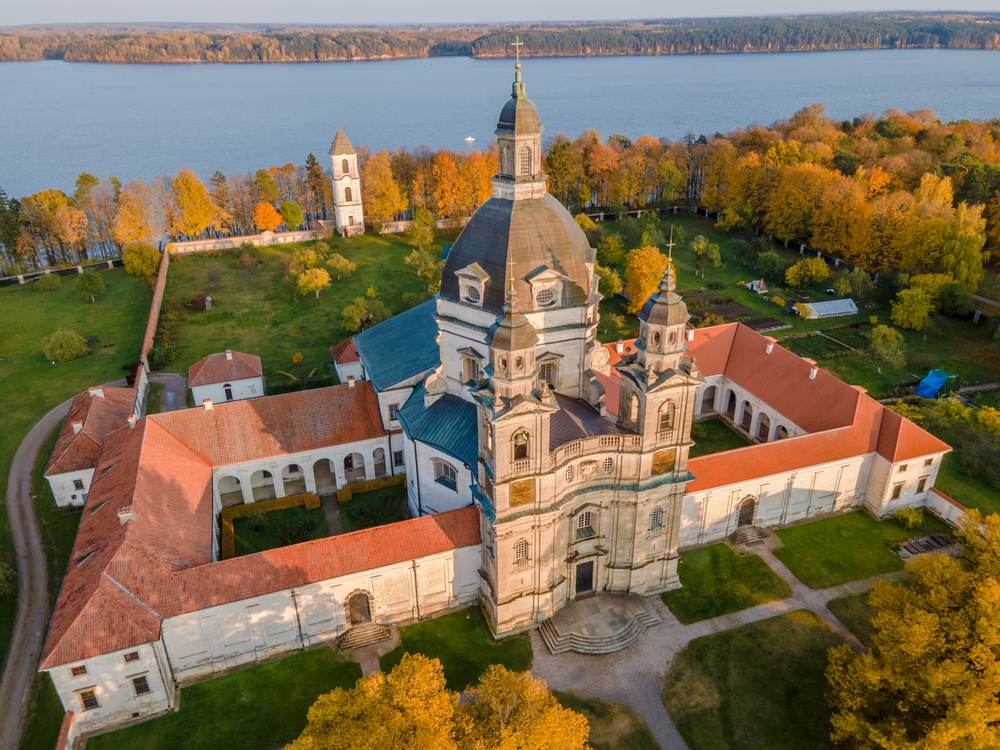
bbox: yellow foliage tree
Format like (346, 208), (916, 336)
(253, 201), (282, 233)
(113, 181), (154, 246)
(763, 163), (833, 244)
(171, 168), (220, 238)
(810, 175), (871, 264)
(295, 267), (330, 299)
(624, 246), (669, 313)
(431, 151), (463, 219)
(362, 150), (407, 229)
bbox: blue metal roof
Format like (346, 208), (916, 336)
(398, 383), (479, 470)
(354, 298), (440, 391)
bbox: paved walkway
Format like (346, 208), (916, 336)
(530, 544), (889, 750)
(0, 373), (186, 749)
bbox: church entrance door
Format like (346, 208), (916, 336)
(737, 496), (757, 527)
(348, 592), (372, 625)
(574, 561), (595, 598)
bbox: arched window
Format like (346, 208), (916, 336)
(628, 394), (640, 426)
(652, 331), (661, 347)
(513, 538), (530, 566)
(649, 506), (665, 532)
(658, 402), (676, 434)
(513, 431), (529, 461)
(502, 144), (513, 174)
(601, 457), (614, 475)
(341, 158), (349, 174)
(575, 510), (595, 539)
(519, 145), (532, 175)
(344, 186), (353, 202)
(433, 459), (457, 491)
(564, 465), (575, 483)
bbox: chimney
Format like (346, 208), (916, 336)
(203, 399), (213, 410)
(88, 387), (105, 398)
(765, 342), (774, 354)
(71, 421), (83, 434)
(225, 349), (233, 361)
(127, 414), (137, 429)
(117, 505), (135, 525)
(809, 367), (818, 380)
(615, 340), (624, 354)
(686, 329), (695, 342)
(347, 376), (355, 388)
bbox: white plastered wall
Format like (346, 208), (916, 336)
(46, 467), (95, 508)
(190, 376), (263, 405)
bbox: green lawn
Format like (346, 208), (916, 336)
(146, 380), (164, 414)
(380, 607), (532, 691)
(662, 543), (791, 624)
(774, 510), (947, 589)
(338, 484), (409, 533)
(827, 590), (875, 648)
(663, 610), (842, 750)
(936, 454), (1000, 516)
(0, 269), (149, 671)
(20, 673), (65, 750)
(163, 233), (434, 384)
(555, 691), (659, 750)
(89, 648), (361, 750)
(689, 418), (752, 458)
(232, 505), (330, 556)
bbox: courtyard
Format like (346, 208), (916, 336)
(689, 417), (752, 457)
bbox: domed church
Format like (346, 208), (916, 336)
(40, 59), (950, 739)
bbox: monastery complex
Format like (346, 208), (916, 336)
(39, 62), (950, 738)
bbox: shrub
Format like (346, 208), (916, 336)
(41, 329), (89, 362)
(574, 213), (597, 233)
(36, 273), (61, 292)
(122, 242), (161, 278)
(148, 341), (178, 369)
(937, 282), (974, 317)
(706, 279), (726, 290)
(75, 272), (106, 303)
(785, 258), (830, 288)
(770, 295), (786, 307)
(183, 293), (210, 311)
(697, 312), (726, 328)
(894, 507), (925, 530)
(754, 249), (788, 282)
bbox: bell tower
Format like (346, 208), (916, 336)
(328, 130), (364, 236)
(493, 39), (546, 202)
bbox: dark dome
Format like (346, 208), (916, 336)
(441, 194), (595, 314)
(496, 96), (543, 136)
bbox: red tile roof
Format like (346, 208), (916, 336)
(188, 350), (263, 387)
(45, 387), (136, 476)
(331, 337), (360, 364)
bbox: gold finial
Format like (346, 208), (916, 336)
(512, 35), (524, 65)
(665, 224), (675, 261)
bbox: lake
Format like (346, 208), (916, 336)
(3, 49), (1000, 197)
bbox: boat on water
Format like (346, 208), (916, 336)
(464, 136), (476, 142)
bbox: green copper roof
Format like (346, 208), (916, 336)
(354, 299), (439, 391)
(398, 383), (479, 470)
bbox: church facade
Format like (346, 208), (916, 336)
(40, 64), (950, 741)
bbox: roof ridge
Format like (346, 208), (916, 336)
(102, 570), (163, 620)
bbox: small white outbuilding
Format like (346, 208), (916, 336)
(188, 349), (264, 404)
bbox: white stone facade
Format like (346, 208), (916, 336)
(190, 376), (264, 406)
(48, 467), (95, 508)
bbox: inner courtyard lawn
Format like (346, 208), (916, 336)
(232, 505), (329, 556)
(662, 610), (842, 750)
(89, 647), (361, 750)
(689, 418), (752, 458)
(338, 484), (409, 532)
(554, 691), (659, 750)
(827, 590), (875, 648)
(380, 607), (532, 691)
(662, 543), (791, 623)
(0, 269), (149, 671)
(773, 510), (947, 589)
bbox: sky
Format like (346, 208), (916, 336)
(6, 1), (1000, 27)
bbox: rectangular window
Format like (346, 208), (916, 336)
(70, 665), (88, 677)
(132, 675), (151, 696)
(393, 450), (404, 468)
(79, 689), (99, 711)
(917, 476), (928, 493)
(891, 482), (903, 500)
(924, 458), (933, 467)
(538, 362), (557, 389)
(388, 404), (400, 420)
(124, 651), (140, 663)
(73, 479), (85, 490)
(434, 461), (457, 491)
(462, 357), (480, 384)
(898, 464), (908, 473)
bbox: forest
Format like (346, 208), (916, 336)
(1, 13), (999, 63)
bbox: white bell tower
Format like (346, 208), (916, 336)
(328, 130), (365, 236)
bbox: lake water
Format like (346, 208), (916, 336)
(3, 49), (1000, 197)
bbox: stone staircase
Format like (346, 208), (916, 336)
(336, 623), (390, 651)
(538, 596), (662, 655)
(728, 525), (770, 546)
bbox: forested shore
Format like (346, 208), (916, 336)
(1, 13), (999, 63)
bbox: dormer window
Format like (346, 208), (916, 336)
(455, 262), (489, 307)
(526, 267), (565, 310)
(465, 286), (481, 303)
(536, 289), (556, 307)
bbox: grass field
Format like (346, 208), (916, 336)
(0, 269), (149, 671)
(232, 505), (329, 556)
(555, 691), (659, 750)
(662, 610), (842, 750)
(689, 418), (751, 458)
(380, 607), (532, 691)
(936, 455), (1000, 516)
(774, 510), (947, 589)
(662, 543), (791, 623)
(89, 648), (361, 750)
(827, 590), (875, 647)
(338, 484), (409, 532)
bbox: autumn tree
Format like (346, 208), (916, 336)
(253, 201), (282, 232)
(406, 247), (444, 295)
(624, 246), (669, 313)
(296, 267), (330, 299)
(461, 151), (496, 213)
(289, 248), (320, 276)
(431, 152), (463, 219)
(596, 233), (626, 267)
(76, 272), (106, 303)
(891, 288), (933, 331)
(342, 296), (391, 332)
(690, 234), (722, 277)
(754, 249), (788, 282)
(171, 169), (219, 238)
(20, 189), (88, 264)
(362, 150), (407, 228)
(406, 207), (436, 254)
(764, 163), (832, 244)
(784, 257), (830, 288)
(810, 174), (871, 263)
(545, 135), (586, 210)
(868, 324), (906, 372)
(326, 253), (357, 281)
(253, 168), (280, 204)
(595, 264), (623, 297)
(122, 243), (161, 278)
(113, 181), (155, 246)
(279, 200), (304, 230)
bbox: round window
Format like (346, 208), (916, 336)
(536, 289), (556, 307)
(465, 286), (481, 303)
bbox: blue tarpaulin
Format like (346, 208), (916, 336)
(915, 369), (951, 399)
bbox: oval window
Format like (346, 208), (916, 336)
(536, 289), (556, 307)
(465, 286), (481, 303)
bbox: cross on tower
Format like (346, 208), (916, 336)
(665, 225), (676, 260)
(511, 36), (524, 63)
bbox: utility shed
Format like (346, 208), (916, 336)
(798, 298), (858, 320)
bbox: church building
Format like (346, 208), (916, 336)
(40, 62), (950, 742)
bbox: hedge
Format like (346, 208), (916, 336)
(335, 474), (405, 503)
(219, 491), (321, 559)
